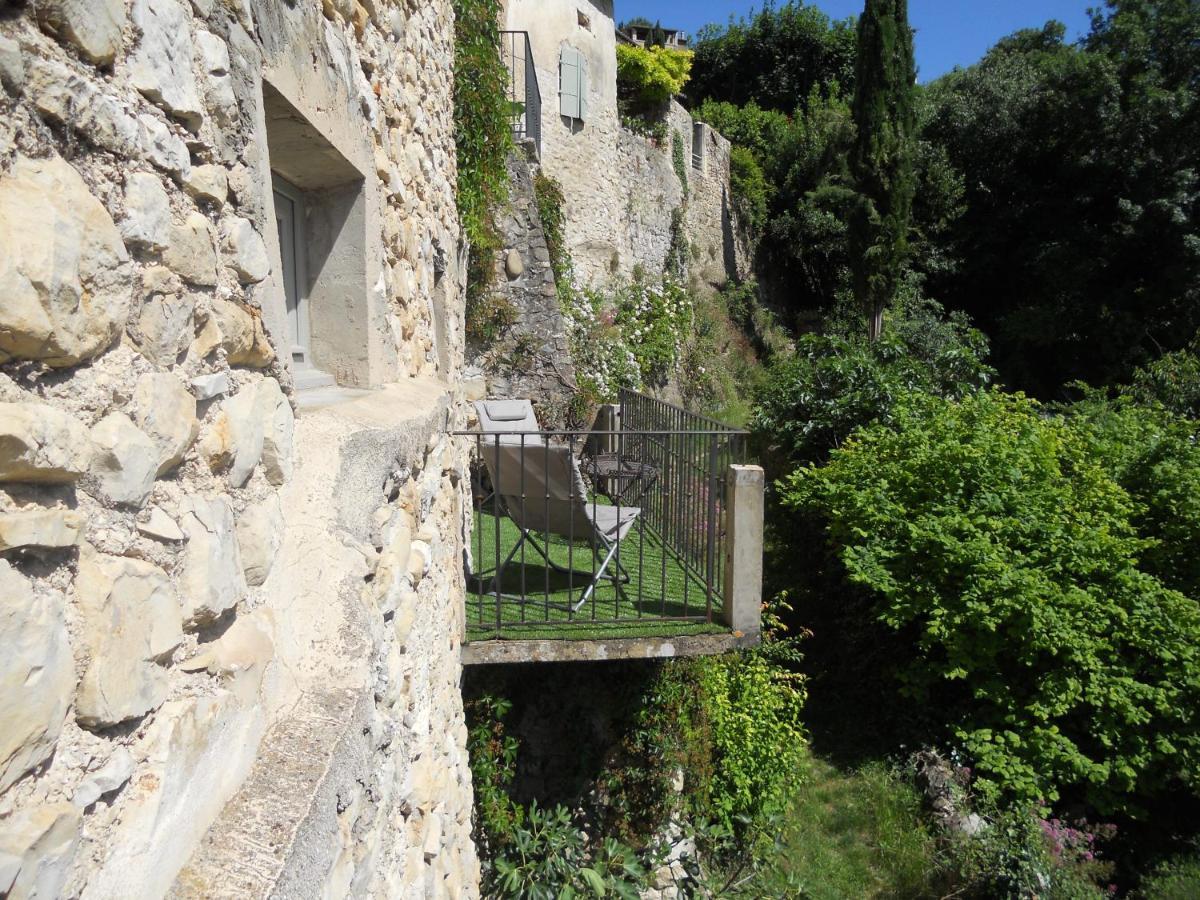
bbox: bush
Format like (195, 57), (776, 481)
(752, 295), (993, 468)
(729, 146), (768, 235)
(783, 390), (1200, 813)
(1069, 394), (1200, 601)
(615, 44), (693, 109)
(1124, 341), (1200, 420)
(1137, 853), (1200, 899)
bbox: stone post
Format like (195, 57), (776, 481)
(721, 464), (764, 637)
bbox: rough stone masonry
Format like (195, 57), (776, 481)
(0, 1), (480, 897)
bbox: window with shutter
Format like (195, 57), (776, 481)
(559, 47), (586, 122)
(559, 47), (579, 119)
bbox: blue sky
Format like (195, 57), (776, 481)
(616, 1), (1095, 81)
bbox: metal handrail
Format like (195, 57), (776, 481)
(500, 31), (541, 157)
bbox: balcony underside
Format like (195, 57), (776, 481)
(461, 630), (758, 666)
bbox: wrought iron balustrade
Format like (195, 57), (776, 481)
(454, 393), (747, 640)
(500, 30), (541, 157)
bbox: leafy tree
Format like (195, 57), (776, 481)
(783, 389), (1200, 813)
(923, 2), (1200, 395)
(848, 0), (917, 339)
(615, 44), (694, 109)
(689, 1), (856, 112)
(752, 294), (992, 469)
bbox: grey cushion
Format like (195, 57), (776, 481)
(484, 400), (534, 422)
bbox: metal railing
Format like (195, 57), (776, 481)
(500, 31), (541, 157)
(455, 394), (746, 638)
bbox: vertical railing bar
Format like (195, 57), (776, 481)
(519, 433), (527, 622)
(493, 437), (502, 630)
(700, 434), (710, 624)
(543, 436), (550, 624)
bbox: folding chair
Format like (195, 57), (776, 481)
(474, 402), (640, 611)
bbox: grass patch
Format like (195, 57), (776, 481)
(466, 499), (728, 642)
(765, 754), (947, 899)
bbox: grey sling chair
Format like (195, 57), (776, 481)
(473, 400), (641, 611)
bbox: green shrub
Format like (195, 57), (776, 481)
(1070, 394), (1200, 600)
(615, 44), (693, 108)
(951, 806), (1110, 899)
(467, 695), (650, 898)
(783, 390), (1200, 813)
(1124, 341), (1200, 420)
(1137, 852), (1200, 899)
(752, 296), (992, 468)
(695, 648), (808, 833)
(729, 146), (768, 235)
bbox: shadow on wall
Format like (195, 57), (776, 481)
(721, 186), (738, 283)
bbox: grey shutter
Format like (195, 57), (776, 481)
(559, 47), (580, 119)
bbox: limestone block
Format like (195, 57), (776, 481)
(236, 493), (282, 586)
(0, 562), (72, 793)
(72, 747), (134, 809)
(26, 58), (139, 158)
(0, 155), (132, 367)
(184, 164), (228, 205)
(87, 413), (158, 507)
(135, 290), (194, 365)
(0, 403), (92, 484)
(220, 217), (270, 283)
(0, 802), (80, 900)
(261, 389), (294, 486)
(190, 371), (229, 400)
(137, 506), (185, 542)
(194, 30), (237, 124)
(120, 172), (171, 251)
(178, 494), (245, 625)
(0, 509), (85, 552)
(137, 113), (190, 176)
(199, 383), (263, 487)
(210, 298), (273, 367)
(132, 372), (199, 475)
(74, 547), (182, 727)
(163, 213), (219, 286)
(34, 0), (125, 66)
(189, 315), (223, 363)
(407, 539), (431, 584)
(0, 35), (26, 95)
(129, 0), (205, 130)
(179, 608), (274, 682)
(505, 249), (524, 279)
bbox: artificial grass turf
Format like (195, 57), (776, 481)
(465, 499), (728, 642)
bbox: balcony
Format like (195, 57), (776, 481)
(456, 391), (764, 664)
(500, 30), (542, 158)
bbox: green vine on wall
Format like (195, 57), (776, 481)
(453, 0), (512, 348)
(671, 129), (689, 202)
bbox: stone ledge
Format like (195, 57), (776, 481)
(169, 689), (370, 899)
(461, 631), (759, 666)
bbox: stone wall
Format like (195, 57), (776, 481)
(467, 150), (577, 412)
(0, 1), (478, 897)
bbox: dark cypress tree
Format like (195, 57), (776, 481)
(651, 19), (667, 48)
(849, 0), (916, 340)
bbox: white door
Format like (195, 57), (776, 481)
(272, 178), (308, 366)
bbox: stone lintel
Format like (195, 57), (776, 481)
(461, 631), (759, 666)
